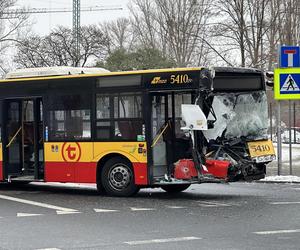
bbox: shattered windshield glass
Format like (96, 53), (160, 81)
(203, 91), (268, 140)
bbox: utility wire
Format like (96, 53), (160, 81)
(1, 6), (122, 19)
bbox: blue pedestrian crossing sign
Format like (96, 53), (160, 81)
(280, 74), (300, 93)
(274, 68), (300, 100)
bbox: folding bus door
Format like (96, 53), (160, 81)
(3, 98), (43, 180)
(150, 92), (193, 179)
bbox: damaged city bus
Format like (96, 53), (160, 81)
(0, 66), (219, 196)
(203, 67), (276, 181)
(0, 66), (272, 197)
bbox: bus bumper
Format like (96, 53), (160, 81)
(174, 159), (230, 181)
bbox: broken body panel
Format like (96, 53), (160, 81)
(151, 67), (274, 185)
(202, 67), (275, 181)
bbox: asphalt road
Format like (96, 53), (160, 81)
(0, 182), (300, 250)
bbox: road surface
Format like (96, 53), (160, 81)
(0, 182), (299, 249)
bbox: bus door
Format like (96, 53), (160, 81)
(3, 98), (43, 180)
(150, 92), (192, 179)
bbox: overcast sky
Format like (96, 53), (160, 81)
(16, 0), (130, 35)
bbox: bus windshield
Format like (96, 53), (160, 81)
(204, 91), (268, 140)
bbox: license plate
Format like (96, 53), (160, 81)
(247, 140), (275, 158)
(253, 155), (276, 163)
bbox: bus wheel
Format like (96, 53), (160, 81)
(101, 157), (139, 197)
(11, 181), (31, 186)
(96, 182), (106, 195)
(161, 184), (191, 193)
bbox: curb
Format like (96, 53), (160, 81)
(256, 180), (300, 184)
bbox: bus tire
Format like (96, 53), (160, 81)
(161, 184), (191, 193)
(96, 182), (106, 195)
(11, 181), (31, 186)
(101, 157), (139, 197)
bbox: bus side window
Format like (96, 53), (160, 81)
(96, 92), (143, 141)
(48, 94), (91, 141)
(114, 93), (143, 141)
(116, 120), (143, 140)
(96, 94), (111, 140)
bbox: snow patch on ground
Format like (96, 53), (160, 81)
(273, 143), (300, 149)
(260, 175), (300, 183)
(267, 143), (300, 166)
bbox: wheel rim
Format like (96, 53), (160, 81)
(108, 163), (132, 191)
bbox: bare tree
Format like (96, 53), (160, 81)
(129, 0), (157, 50)
(280, 0), (300, 45)
(129, 0), (213, 67)
(265, 0), (282, 70)
(0, 0), (29, 75)
(100, 18), (135, 53)
(214, 0), (273, 68)
(15, 25), (109, 68)
(244, 0), (270, 68)
(263, 0), (300, 70)
(213, 0), (300, 69)
(213, 0), (249, 67)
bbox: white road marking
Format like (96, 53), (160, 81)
(254, 229), (300, 235)
(124, 236), (201, 245)
(36, 248), (61, 250)
(17, 213), (42, 217)
(56, 211), (81, 215)
(165, 205), (185, 209)
(197, 203), (218, 207)
(130, 207), (155, 211)
(270, 201), (300, 205)
(0, 194), (78, 213)
(196, 201), (231, 207)
(94, 208), (119, 213)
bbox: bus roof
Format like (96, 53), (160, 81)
(5, 66), (110, 79)
(213, 67), (264, 92)
(1, 67), (202, 84)
(214, 66), (263, 75)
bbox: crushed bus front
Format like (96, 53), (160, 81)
(152, 67), (275, 190)
(203, 68), (276, 181)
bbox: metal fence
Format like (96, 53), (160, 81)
(267, 89), (300, 176)
(268, 90), (300, 144)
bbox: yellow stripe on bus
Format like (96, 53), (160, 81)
(0, 67), (202, 84)
(0, 144), (2, 161)
(44, 142), (147, 164)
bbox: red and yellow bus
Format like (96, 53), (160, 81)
(0, 66), (272, 196)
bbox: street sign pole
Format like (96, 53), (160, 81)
(277, 45), (282, 176)
(275, 45), (300, 176)
(289, 100), (293, 175)
(277, 101), (282, 175)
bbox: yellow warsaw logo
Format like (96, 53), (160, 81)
(151, 77), (167, 84)
(151, 77), (161, 84)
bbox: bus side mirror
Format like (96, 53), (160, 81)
(181, 104), (208, 131)
(199, 68), (214, 91)
(265, 71), (274, 87)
